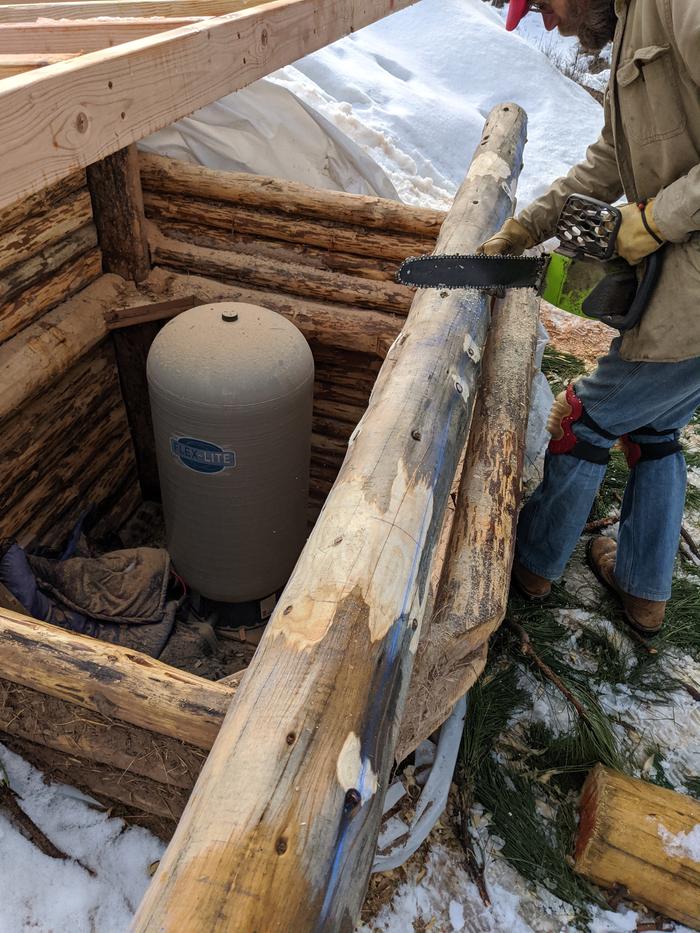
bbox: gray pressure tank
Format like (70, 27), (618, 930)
(147, 301), (314, 605)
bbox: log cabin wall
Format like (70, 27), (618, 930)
(138, 152), (445, 517)
(0, 169), (140, 547)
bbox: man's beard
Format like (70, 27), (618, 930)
(564, 0), (616, 52)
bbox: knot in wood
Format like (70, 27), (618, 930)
(411, 430), (422, 441)
(275, 837), (288, 855)
(75, 112), (89, 134)
(343, 788), (361, 816)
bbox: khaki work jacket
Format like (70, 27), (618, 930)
(518, 0), (700, 362)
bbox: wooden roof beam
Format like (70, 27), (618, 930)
(0, 18), (205, 54)
(0, 0), (260, 25)
(0, 0), (420, 211)
(0, 51), (76, 76)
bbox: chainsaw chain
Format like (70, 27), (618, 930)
(396, 253), (546, 291)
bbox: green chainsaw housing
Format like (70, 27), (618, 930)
(541, 251), (632, 317)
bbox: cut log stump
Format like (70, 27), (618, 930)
(576, 765), (700, 930)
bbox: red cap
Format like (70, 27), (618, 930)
(505, 0), (529, 30)
(506, 1), (558, 31)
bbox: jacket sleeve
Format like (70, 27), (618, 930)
(517, 89), (623, 244)
(651, 0), (700, 243)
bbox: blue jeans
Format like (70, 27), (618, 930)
(516, 339), (700, 601)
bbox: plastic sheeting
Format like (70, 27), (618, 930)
(140, 79), (399, 200)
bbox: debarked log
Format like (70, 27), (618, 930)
(145, 266), (402, 358)
(151, 218), (402, 282)
(142, 190), (436, 262)
(133, 102), (529, 933)
(139, 151), (446, 236)
(396, 286), (540, 762)
(147, 223), (414, 315)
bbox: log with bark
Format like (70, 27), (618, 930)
(397, 287), (540, 760)
(133, 102), (529, 933)
(139, 151), (446, 236)
(576, 765), (700, 930)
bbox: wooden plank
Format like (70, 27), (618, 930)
(133, 103), (528, 933)
(576, 765), (700, 929)
(139, 151), (447, 236)
(0, 0), (260, 23)
(397, 287), (540, 761)
(0, 18), (204, 54)
(0, 0), (419, 210)
(0, 606), (235, 749)
(86, 144), (150, 281)
(0, 52), (76, 77)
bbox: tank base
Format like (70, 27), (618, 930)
(194, 590), (282, 629)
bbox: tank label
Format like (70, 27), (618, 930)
(170, 436), (236, 474)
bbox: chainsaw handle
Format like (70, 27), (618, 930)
(582, 248), (664, 332)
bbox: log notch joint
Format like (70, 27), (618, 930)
(86, 144), (150, 282)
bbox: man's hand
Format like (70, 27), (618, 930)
(616, 199), (666, 265)
(477, 217), (537, 256)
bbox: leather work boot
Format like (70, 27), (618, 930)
(511, 558), (552, 601)
(586, 536), (665, 636)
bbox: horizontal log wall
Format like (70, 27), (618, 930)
(140, 154), (441, 511)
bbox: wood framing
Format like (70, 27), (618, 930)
(0, 0), (419, 210)
(0, 19), (205, 54)
(0, 0), (261, 24)
(132, 103), (528, 933)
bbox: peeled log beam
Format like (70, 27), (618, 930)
(0, 187), (92, 275)
(576, 765), (700, 930)
(146, 266), (401, 358)
(0, 246), (102, 345)
(143, 191), (435, 262)
(152, 218), (402, 282)
(148, 225), (413, 315)
(396, 287), (539, 761)
(0, 273), (136, 424)
(0, 608), (234, 749)
(133, 103), (528, 933)
(139, 151), (445, 236)
(0, 168), (84, 231)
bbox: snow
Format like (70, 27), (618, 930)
(143, 0), (604, 211)
(0, 744), (164, 933)
(658, 822), (700, 864)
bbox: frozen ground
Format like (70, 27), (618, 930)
(6, 2), (697, 931)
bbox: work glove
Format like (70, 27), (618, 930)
(477, 217), (537, 256)
(616, 198), (665, 265)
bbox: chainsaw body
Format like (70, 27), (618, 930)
(396, 194), (664, 332)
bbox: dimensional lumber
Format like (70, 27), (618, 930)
(152, 219), (402, 282)
(0, 53), (77, 78)
(144, 266), (402, 357)
(0, 0), (261, 23)
(139, 151), (446, 235)
(0, 0), (420, 209)
(0, 273), (135, 423)
(133, 103), (528, 933)
(0, 18), (204, 54)
(148, 226), (413, 315)
(0, 247), (102, 344)
(0, 607), (235, 749)
(144, 191), (434, 262)
(576, 765), (700, 930)
(396, 287), (540, 762)
(87, 144), (150, 281)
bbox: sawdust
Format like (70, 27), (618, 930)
(539, 300), (615, 370)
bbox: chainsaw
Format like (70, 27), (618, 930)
(396, 194), (664, 332)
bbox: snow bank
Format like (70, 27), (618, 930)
(143, 0), (604, 210)
(0, 744), (164, 933)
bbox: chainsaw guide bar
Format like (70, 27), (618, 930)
(395, 253), (547, 292)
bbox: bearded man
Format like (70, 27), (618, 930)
(480, 0), (700, 635)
